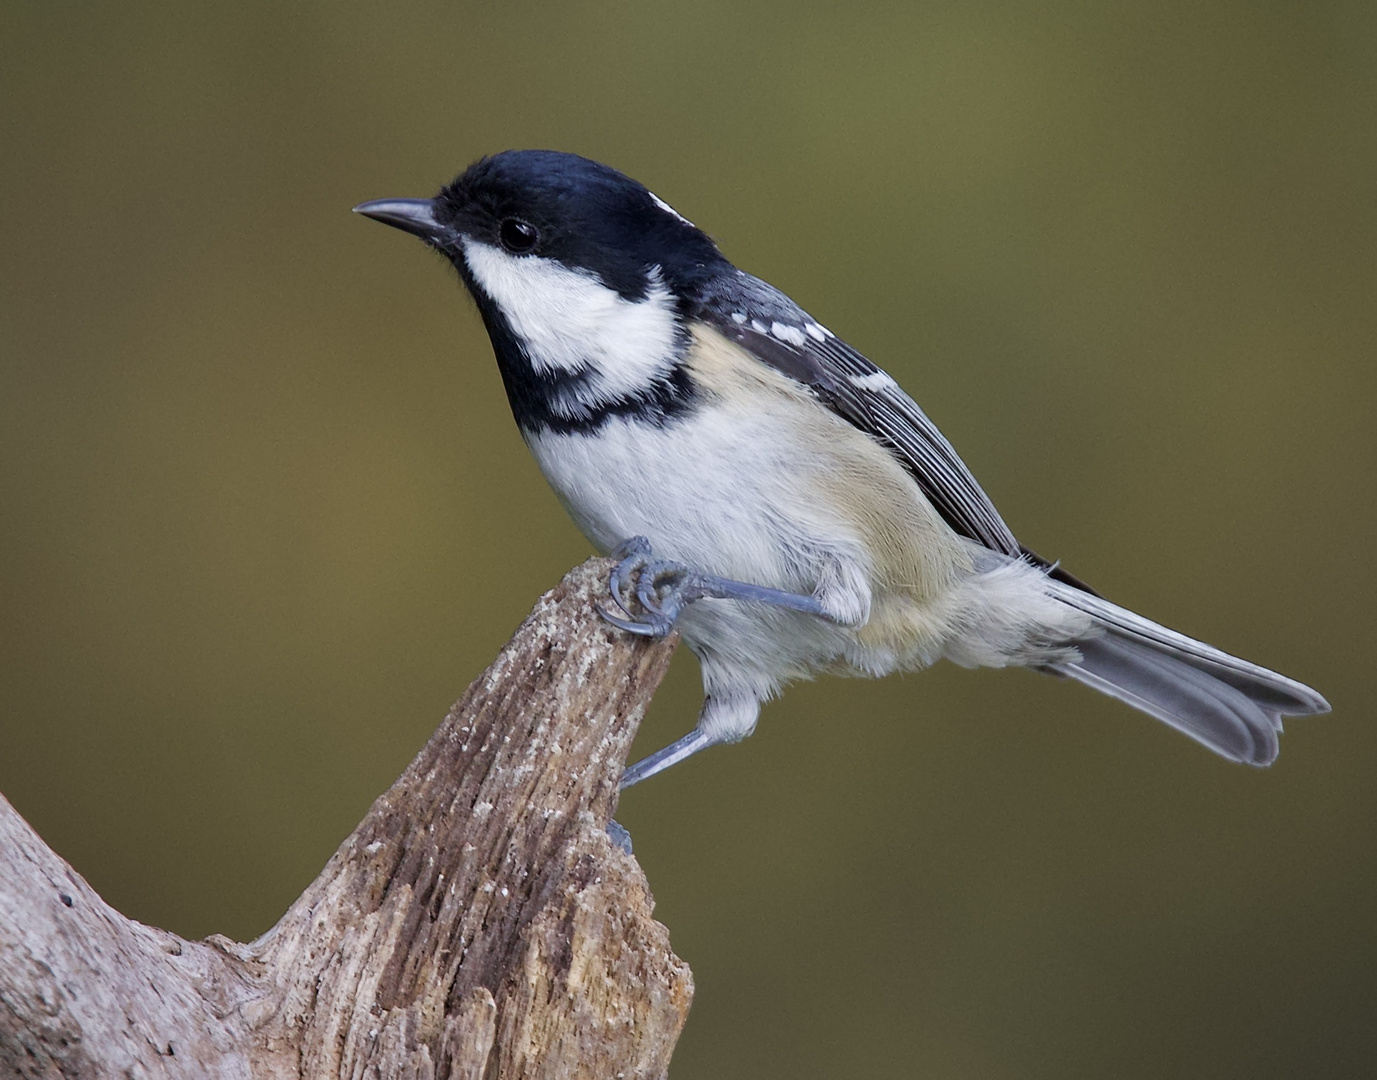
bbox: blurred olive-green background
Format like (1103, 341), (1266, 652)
(3, 2), (1374, 1076)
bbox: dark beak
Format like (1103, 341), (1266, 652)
(353, 198), (445, 242)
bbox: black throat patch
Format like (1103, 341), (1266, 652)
(467, 290), (700, 436)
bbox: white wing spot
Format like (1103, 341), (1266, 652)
(805, 323), (828, 342)
(850, 370), (899, 393)
(649, 191), (695, 227)
(731, 311), (748, 324)
(750, 319), (769, 334)
(770, 321), (807, 347)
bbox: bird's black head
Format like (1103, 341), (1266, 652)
(439, 150), (726, 300)
(357, 150), (726, 302)
(356, 151), (723, 432)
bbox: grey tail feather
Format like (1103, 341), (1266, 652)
(1044, 581), (1331, 766)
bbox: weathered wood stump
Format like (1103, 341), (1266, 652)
(0, 559), (691, 1078)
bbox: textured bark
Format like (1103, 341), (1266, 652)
(0, 558), (691, 1079)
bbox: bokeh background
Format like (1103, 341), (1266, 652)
(3, 2), (1374, 1076)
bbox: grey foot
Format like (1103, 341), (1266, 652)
(597, 536), (829, 638)
(606, 819), (634, 855)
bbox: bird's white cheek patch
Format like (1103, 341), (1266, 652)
(461, 240), (680, 400)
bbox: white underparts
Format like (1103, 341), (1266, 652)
(461, 240), (681, 404)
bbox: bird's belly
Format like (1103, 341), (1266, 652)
(527, 410), (854, 591)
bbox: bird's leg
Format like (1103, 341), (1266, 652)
(599, 542), (821, 787)
(598, 535), (830, 638)
(621, 692), (761, 788)
(619, 729), (714, 788)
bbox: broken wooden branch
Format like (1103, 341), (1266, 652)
(0, 558), (691, 1079)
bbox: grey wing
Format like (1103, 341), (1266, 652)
(695, 270), (1028, 561)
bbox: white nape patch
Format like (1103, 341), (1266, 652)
(649, 191), (695, 227)
(770, 321), (807, 348)
(805, 322), (828, 342)
(461, 239), (680, 401)
(849, 370), (899, 393)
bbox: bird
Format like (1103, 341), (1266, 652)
(355, 149), (1329, 788)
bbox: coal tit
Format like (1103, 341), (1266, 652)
(356, 150), (1328, 787)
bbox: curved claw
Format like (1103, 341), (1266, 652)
(599, 538), (715, 639)
(634, 561), (664, 615)
(609, 569), (635, 619)
(635, 558), (685, 616)
(595, 601), (676, 638)
(609, 550), (651, 620)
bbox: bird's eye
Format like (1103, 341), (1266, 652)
(499, 218), (539, 254)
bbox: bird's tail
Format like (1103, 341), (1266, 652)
(1044, 581), (1330, 766)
